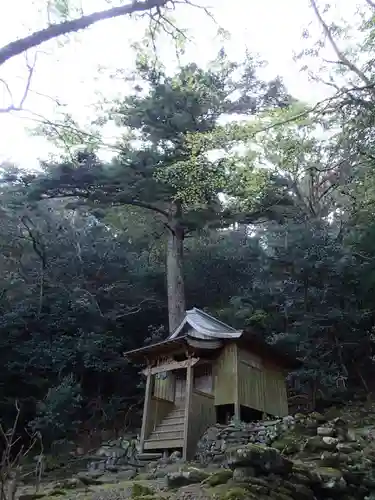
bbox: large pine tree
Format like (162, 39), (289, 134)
(32, 50), (291, 332)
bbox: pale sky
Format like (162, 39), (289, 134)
(0, 0), (357, 168)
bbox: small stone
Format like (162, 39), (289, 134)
(75, 473), (103, 486)
(169, 450), (182, 462)
(336, 442), (354, 453)
(212, 453), (226, 463)
(283, 481), (315, 500)
(322, 436), (339, 446)
(347, 428), (357, 442)
(314, 467), (347, 491)
(309, 412), (326, 423)
(19, 495), (46, 500)
(116, 468), (136, 480)
(272, 437), (300, 455)
(319, 451), (340, 468)
(317, 426), (335, 437)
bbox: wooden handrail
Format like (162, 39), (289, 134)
(192, 389), (214, 399)
(150, 396), (175, 404)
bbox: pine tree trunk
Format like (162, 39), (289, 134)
(166, 202), (186, 334)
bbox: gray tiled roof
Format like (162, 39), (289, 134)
(168, 307), (243, 341)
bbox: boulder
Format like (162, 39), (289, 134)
(232, 466), (255, 481)
(226, 443), (293, 475)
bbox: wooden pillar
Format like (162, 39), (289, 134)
(182, 360), (193, 461)
(233, 345), (240, 421)
(139, 369), (153, 451)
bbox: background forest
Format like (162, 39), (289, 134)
(1, 0), (375, 448)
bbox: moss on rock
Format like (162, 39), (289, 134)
(218, 486), (249, 500)
(131, 482), (154, 498)
(272, 436), (301, 455)
(205, 469), (233, 486)
(226, 443), (293, 474)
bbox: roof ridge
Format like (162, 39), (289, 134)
(187, 307), (238, 332)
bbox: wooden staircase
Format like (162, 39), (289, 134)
(144, 404), (185, 451)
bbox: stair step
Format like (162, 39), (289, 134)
(149, 430), (184, 440)
(162, 415), (185, 422)
(144, 438), (183, 450)
(166, 410), (185, 417)
(154, 421), (184, 431)
(150, 428), (184, 435)
(137, 452), (163, 461)
(151, 428), (184, 437)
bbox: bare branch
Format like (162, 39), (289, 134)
(0, 0), (170, 67)
(0, 79), (13, 102)
(310, 0), (374, 90)
(19, 52), (38, 109)
(0, 52), (38, 113)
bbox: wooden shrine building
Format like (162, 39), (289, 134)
(124, 308), (300, 460)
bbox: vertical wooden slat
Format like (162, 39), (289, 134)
(186, 391), (215, 460)
(140, 371), (153, 451)
(183, 362), (193, 461)
(154, 371), (175, 401)
(214, 344), (236, 405)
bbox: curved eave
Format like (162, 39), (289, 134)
(186, 337), (223, 350)
(186, 322), (243, 340)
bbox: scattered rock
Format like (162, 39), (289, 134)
(219, 486), (249, 500)
(169, 450), (182, 462)
(273, 436), (301, 455)
(305, 436), (337, 451)
(115, 468), (137, 480)
(166, 468), (209, 488)
(317, 426), (335, 437)
(19, 495), (46, 500)
(322, 436), (339, 446)
(76, 472), (103, 485)
(314, 467), (347, 491)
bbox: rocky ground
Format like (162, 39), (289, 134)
(16, 400), (375, 500)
